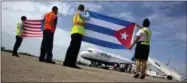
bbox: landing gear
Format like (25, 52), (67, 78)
(103, 64), (109, 70)
(167, 75), (173, 80)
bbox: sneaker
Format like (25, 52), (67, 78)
(39, 59), (46, 62)
(63, 64), (81, 69)
(63, 63), (68, 66)
(140, 75), (145, 79)
(45, 60), (56, 64)
(133, 74), (140, 78)
(12, 53), (20, 57)
(71, 65), (81, 69)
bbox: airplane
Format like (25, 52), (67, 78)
(147, 58), (182, 81)
(80, 48), (135, 69)
(79, 48), (183, 81)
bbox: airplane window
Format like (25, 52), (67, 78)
(155, 62), (161, 67)
(100, 53), (111, 58)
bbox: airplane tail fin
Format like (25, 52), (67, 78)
(166, 60), (170, 66)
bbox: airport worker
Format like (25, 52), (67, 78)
(39, 6), (58, 64)
(12, 16), (27, 57)
(129, 18), (152, 79)
(63, 4), (90, 68)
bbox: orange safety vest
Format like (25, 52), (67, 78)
(44, 12), (57, 33)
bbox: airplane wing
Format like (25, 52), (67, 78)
(108, 56), (135, 64)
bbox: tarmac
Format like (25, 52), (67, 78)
(1, 51), (178, 82)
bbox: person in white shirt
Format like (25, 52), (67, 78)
(130, 18), (152, 79)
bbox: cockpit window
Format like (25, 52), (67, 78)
(88, 50), (92, 52)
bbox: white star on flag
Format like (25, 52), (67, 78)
(121, 32), (128, 40)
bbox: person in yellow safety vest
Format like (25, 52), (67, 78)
(129, 18), (152, 79)
(63, 4), (90, 69)
(12, 16), (27, 57)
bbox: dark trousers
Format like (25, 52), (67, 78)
(12, 36), (23, 54)
(63, 33), (83, 66)
(39, 30), (54, 61)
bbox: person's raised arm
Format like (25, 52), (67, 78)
(80, 10), (90, 21)
(136, 24), (143, 29)
(129, 29), (142, 50)
(129, 36), (140, 50)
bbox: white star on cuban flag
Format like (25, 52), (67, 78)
(121, 32), (128, 40)
(114, 24), (135, 49)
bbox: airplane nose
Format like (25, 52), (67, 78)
(79, 51), (89, 58)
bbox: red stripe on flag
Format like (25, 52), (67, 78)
(24, 24), (42, 29)
(25, 22), (42, 25)
(24, 27), (42, 32)
(23, 31), (43, 34)
(22, 34), (43, 37)
(25, 20), (42, 22)
(22, 35), (43, 38)
(22, 19), (43, 38)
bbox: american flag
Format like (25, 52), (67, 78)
(22, 20), (43, 38)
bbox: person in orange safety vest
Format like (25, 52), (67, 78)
(39, 6), (58, 64)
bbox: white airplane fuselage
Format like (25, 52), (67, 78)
(79, 48), (135, 66)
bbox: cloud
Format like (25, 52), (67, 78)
(73, 2), (103, 12)
(174, 33), (187, 47)
(176, 33), (186, 42)
(143, 1), (186, 15)
(2, 1), (80, 17)
(84, 3), (103, 12)
(2, 2), (37, 13)
(46, 2), (75, 16)
(110, 12), (135, 22)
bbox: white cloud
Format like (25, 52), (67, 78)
(110, 12), (135, 22)
(175, 33), (186, 42)
(153, 31), (162, 35)
(84, 3), (103, 12)
(45, 2), (75, 16)
(2, 2), (36, 13)
(143, 2), (183, 9)
(73, 2), (103, 12)
(2, 1), (77, 17)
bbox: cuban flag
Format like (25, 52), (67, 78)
(83, 11), (136, 49)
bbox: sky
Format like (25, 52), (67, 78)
(1, 1), (186, 78)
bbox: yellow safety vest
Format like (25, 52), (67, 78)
(71, 12), (85, 36)
(16, 21), (24, 36)
(141, 27), (152, 45)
